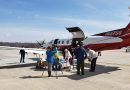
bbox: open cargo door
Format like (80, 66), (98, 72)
(66, 27), (85, 47)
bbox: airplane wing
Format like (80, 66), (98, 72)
(24, 49), (46, 55)
(24, 49), (47, 62)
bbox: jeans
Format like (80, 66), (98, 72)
(77, 59), (84, 75)
(91, 58), (97, 71)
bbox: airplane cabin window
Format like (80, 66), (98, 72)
(67, 40), (69, 44)
(58, 41), (60, 44)
(62, 41), (64, 44)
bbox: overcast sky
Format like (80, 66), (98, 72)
(0, 0), (129, 42)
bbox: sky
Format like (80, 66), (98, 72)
(0, 0), (129, 42)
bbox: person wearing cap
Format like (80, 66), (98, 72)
(74, 43), (87, 75)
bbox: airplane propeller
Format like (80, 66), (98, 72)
(36, 40), (46, 47)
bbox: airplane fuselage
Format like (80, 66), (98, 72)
(42, 23), (130, 51)
(44, 35), (130, 51)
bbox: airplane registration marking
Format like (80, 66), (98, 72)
(105, 31), (122, 36)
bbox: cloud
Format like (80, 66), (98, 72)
(0, 27), (72, 42)
(34, 15), (129, 29)
(0, 16), (128, 43)
(0, 13), (129, 42)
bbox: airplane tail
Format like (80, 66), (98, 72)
(93, 23), (130, 37)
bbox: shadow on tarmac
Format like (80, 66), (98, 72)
(0, 63), (36, 69)
(67, 63), (121, 80)
(20, 75), (45, 79)
(19, 63), (121, 80)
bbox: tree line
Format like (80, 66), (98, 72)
(0, 42), (41, 48)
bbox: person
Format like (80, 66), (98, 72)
(64, 48), (72, 70)
(62, 47), (67, 59)
(74, 43), (87, 75)
(19, 47), (25, 63)
(87, 48), (98, 72)
(68, 46), (74, 65)
(36, 54), (46, 69)
(68, 46), (74, 58)
(52, 44), (60, 71)
(46, 46), (56, 77)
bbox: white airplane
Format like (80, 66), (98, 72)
(21, 22), (130, 57)
(42, 23), (130, 52)
(2, 23), (130, 55)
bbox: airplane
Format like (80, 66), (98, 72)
(42, 23), (130, 52)
(2, 23), (129, 55)
(2, 23), (129, 68)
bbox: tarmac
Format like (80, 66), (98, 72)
(0, 48), (130, 90)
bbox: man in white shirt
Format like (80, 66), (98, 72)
(87, 48), (98, 72)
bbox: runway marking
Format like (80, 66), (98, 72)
(97, 62), (130, 67)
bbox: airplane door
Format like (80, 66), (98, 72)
(66, 27), (85, 46)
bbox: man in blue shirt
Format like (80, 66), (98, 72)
(74, 43), (87, 75)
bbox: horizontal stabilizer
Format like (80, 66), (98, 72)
(93, 23), (130, 37)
